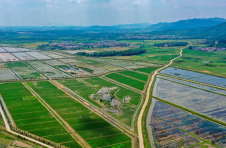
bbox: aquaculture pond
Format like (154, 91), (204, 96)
(147, 100), (226, 147)
(157, 75), (226, 96)
(160, 67), (226, 88)
(153, 78), (226, 123)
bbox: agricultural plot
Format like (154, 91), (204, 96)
(7, 62), (43, 80)
(16, 48), (31, 52)
(28, 81), (132, 148)
(153, 78), (226, 123)
(106, 73), (145, 90)
(97, 58), (143, 69)
(158, 75), (226, 96)
(0, 47), (6, 52)
(27, 61), (70, 78)
(0, 82), (81, 148)
(26, 52), (52, 60)
(0, 53), (20, 62)
(41, 51), (65, 59)
(160, 67), (226, 88)
(12, 52), (35, 61)
(136, 67), (159, 74)
(44, 60), (91, 77)
(148, 100), (226, 147)
(60, 58), (108, 74)
(3, 47), (20, 52)
(84, 77), (142, 125)
(118, 71), (148, 81)
(0, 63), (17, 80)
(76, 57), (124, 71)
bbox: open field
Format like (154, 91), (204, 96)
(26, 52), (52, 60)
(59, 78), (141, 126)
(0, 63), (17, 80)
(3, 47), (20, 52)
(0, 47), (6, 52)
(0, 53), (20, 62)
(118, 71), (148, 81)
(158, 75), (226, 96)
(106, 73), (145, 90)
(160, 67), (226, 88)
(76, 57), (124, 71)
(44, 60), (90, 77)
(172, 48), (226, 77)
(28, 81), (132, 148)
(148, 100), (226, 147)
(12, 52), (35, 61)
(0, 82), (81, 148)
(41, 51), (66, 59)
(97, 58), (146, 69)
(7, 62), (43, 79)
(16, 48), (31, 52)
(27, 61), (70, 78)
(136, 67), (160, 74)
(153, 78), (226, 123)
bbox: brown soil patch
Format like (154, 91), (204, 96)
(147, 54), (172, 57)
(201, 70), (212, 74)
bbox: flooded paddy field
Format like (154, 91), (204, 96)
(16, 48), (31, 52)
(148, 100), (226, 147)
(97, 58), (145, 69)
(76, 57), (124, 71)
(27, 61), (70, 78)
(44, 60), (91, 77)
(106, 73), (145, 90)
(0, 63), (17, 80)
(7, 62), (43, 80)
(12, 52), (35, 61)
(153, 78), (226, 123)
(41, 51), (66, 59)
(3, 47), (20, 52)
(118, 70), (148, 81)
(0, 47), (7, 52)
(26, 52), (52, 60)
(158, 75), (226, 96)
(160, 67), (226, 88)
(0, 53), (20, 62)
(28, 81), (132, 148)
(0, 82), (81, 148)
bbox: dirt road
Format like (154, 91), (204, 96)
(137, 47), (184, 148)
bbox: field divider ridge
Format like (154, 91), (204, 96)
(22, 82), (90, 148)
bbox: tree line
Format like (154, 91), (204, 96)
(76, 48), (146, 57)
(154, 42), (188, 48)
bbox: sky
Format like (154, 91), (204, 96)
(0, 0), (226, 26)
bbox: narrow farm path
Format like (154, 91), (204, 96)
(137, 47), (185, 148)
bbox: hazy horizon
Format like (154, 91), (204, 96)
(0, 0), (226, 26)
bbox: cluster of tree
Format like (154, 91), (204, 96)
(154, 42), (188, 48)
(76, 48), (146, 57)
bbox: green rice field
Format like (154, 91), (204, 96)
(28, 81), (132, 148)
(118, 71), (148, 81)
(136, 67), (159, 74)
(6, 62), (43, 80)
(0, 82), (81, 148)
(106, 73), (145, 90)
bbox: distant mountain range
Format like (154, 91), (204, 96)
(147, 17), (226, 31)
(151, 21), (226, 38)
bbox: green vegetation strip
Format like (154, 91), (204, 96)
(28, 81), (132, 148)
(153, 96), (226, 127)
(136, 67), (159, 74)
(0, 82), (81, 147)
(118, 71), (148, 81)
(105, 73), (145, 90)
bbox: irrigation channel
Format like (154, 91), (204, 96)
(137, 47), (185, 148)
